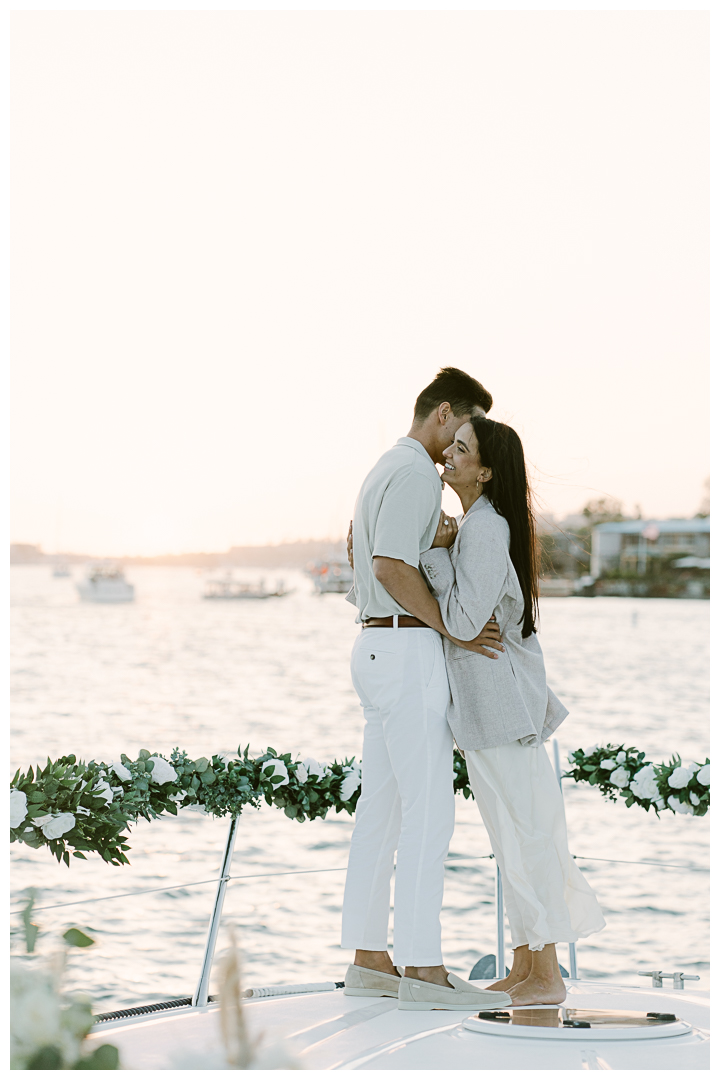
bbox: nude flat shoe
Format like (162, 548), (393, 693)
(343, 963), (403, 998)
(398, 972), (512, 1011)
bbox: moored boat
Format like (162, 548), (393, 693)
(76, 564), (135, 603)
(203, 574), (290, 599)
(306, 556), (354, 595)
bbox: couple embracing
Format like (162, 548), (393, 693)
(340, 367), (604, 1012)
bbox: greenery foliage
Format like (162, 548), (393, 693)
(564, 743), (709, 817)
(11, 893), (120, 1069)
(10, 744), (709, 866)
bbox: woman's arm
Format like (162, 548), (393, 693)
(420, 518), (509, 642)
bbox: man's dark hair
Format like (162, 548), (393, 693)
(413, 367), (492, 421)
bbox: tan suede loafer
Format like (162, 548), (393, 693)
(343, 963), (403, 998)
(398, 972), (513, 1011)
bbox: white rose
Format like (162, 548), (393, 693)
(75, 806), (91, 816)
(600, 759), (616, 770)
(667, 795), (693, 815)
(295, 763), (309, 784)
(32, 814), (53, 827)
(629, 764), (660, 802)
(609, 766), (631, 788)
(10, 789), (28, 829)
(264, 759), (289, 786)
(689, 791), (700, 806)
(110, 761), (132, 782)
(302, 757), (322, 778)
(92, 779), (113, 804)
(689, 763), (700, 774)
(615, 751), (627, 763)
(340, 770), (361, 801)
(41, 813), (76, 839)
(654, 797), (667, 809)
(169, 791), (187, 804)
(667, 766), (692, 789)
(147, 757), (178, 785)
(696, 764), (710, 786)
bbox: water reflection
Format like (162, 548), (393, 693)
(511, 1008), (560, 1027)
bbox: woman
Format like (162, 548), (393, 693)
(419, 417), (605, 1006)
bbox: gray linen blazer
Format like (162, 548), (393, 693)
(419, 495), (567, 751)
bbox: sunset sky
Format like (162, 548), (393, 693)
(11, 9), (709, 556)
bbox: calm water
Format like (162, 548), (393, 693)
(10, 567), (709, 1009)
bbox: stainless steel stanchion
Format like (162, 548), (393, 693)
(495, 861), (506, 980)
(192, 814), (240, 1007)
(552, 739), (578, 980)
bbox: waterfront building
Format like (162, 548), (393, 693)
(591, 518), (710, 578)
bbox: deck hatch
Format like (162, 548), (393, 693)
(463, 1008), (691, 1041)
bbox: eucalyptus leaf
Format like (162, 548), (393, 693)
(74, 1043), (120, 1069)
(21, 891), (39, 953)
(27, 1046), (63, 1069)
(63, 927), (95, 948)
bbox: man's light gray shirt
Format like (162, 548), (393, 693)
(348, 437), (442, 622)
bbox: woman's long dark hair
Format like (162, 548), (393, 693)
(470, 417), (539, 638)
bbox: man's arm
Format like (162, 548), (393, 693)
(373, 557), (503, 658)
(347, 521), (353, 569)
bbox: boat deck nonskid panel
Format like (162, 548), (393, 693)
(87, 979), (710, 1070)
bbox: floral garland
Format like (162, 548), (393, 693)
(564, 744), (709, 817)
(9, 744), (709, 867)
(9, 747), (364, 868)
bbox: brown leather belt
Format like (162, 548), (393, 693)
(362, 616), (431, 629)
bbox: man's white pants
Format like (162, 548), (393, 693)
(341, 627), (454, 967)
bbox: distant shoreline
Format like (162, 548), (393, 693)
(10, 539), (346, 569)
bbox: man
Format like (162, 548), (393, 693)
(341, 368), (513, 1012)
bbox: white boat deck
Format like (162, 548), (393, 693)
(87, 979), (709, 1070)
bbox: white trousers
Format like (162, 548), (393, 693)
(341, 627), (454, 967)
(465, 742), (606, 951)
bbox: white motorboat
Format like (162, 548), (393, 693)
(306, 557), (355, 595)
(203, 574), (291, 600)
(82, 746), (709, 1071)
(76, 564), (135, 603)
(14, 743), (709, 1071)
(87, 977), (710, 1070)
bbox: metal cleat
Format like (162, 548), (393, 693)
(638, 970), (701, 990)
